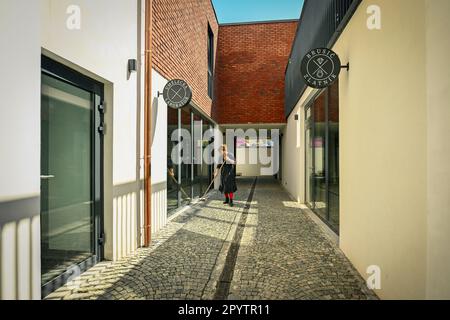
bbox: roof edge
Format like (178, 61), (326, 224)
(219, 19), (299, 27)
(209, 0), (220, 26)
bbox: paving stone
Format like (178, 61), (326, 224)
(44, 178), (376, 300)
(227, 178), (377, 300)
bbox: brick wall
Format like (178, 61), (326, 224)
(152, 0), (218, 117)
(212, 21), (297, 124)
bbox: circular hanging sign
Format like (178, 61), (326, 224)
(163, 79), (192, 109)
(301, 48), (341, 89)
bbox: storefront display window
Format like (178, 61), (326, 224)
(305, 81), (340, 233)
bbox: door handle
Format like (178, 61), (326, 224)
(40, 175), (55, 180)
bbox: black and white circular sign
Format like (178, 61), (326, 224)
(163, 79), (192, 109)
(301, 48), (341, 89)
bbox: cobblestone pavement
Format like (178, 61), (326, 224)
(228, 178), (377, 300)
(45, 178), (377, 300)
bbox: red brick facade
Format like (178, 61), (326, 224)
(212, 21), (297, 124)
(152, 0), (218, 117)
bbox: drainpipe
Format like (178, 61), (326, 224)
(144, 0), (152, 247)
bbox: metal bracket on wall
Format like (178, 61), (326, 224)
(341, 63), (350, 71)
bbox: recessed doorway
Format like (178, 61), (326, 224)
(40, 56), (105, 296)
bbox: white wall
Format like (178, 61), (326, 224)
(40, 0), (140, 185)
(336, 0), (428, 299)
(0, 1), (41, 202)
(282, 89), (316, 203)
(425, 0), (450, 299)
(236, 148), (273, 177)
(151, 70), (169, 186)
(40, 0), (144, 261)
(0, 0), (42, 300)
(282, 0), (450, 299)
(151, 69), (168, 233)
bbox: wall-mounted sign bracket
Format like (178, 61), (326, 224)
(161, 79), (192, 109)
(301, 48), (348, 89)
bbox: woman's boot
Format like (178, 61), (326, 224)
(229, 199), (234, 207)
(223, 197), (229, 204)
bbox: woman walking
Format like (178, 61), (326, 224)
(216, 144), (237, 207)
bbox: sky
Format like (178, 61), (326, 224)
(211, 0), (304, 24)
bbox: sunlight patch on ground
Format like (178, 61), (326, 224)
(282, 201), (303, 209)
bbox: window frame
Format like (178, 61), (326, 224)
(207, 23), (214, 99)
(40, 55), (105, 297)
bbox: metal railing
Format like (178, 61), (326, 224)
(285, 0), (362, 117)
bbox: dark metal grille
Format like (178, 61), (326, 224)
(285, 0), (362, 117)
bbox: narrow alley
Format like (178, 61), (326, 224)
(45, 178), (376, 300)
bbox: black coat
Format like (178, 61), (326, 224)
(217, 154), (237, 194)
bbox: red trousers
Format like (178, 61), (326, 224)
(225, 193), (234, 200)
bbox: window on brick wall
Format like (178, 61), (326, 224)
(207, 24), (214, 99)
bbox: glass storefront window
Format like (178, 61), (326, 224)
(305, 115), (313, 208)
(166, 106), (215, 216)
(180, 108), (192, 205)
(192, 113), (203, 198)
(167, 107), (179, 215)
(328, 82), (340, 231)
(304, 81), (340, 233)
(313, 92), (327, 221)
(202, 121), (213, 190)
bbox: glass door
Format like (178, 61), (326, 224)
(41, 56), (104, 296)
(312, 93), (328, 221)
(304, 83), (340, 234)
